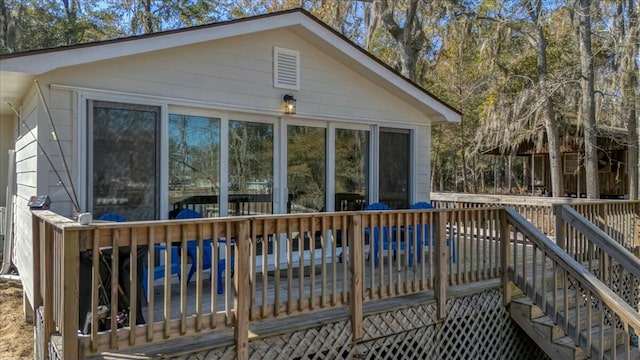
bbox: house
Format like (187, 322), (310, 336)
(483, 125), (628, 198)
(0, 8), (460, 315)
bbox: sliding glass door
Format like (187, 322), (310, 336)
(87, 101), (160, 221)
(379, 128), (411, 209)
(228, 120), (274, 215)
(168, 114), (220, 218)
(335, 128), (369, 212)
(287, 125), (326, 213)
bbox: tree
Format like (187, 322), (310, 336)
(577, 0), (599, 198)
(621, 0), (639, 199)
(526, 0), (564, 197)
(366, 0), (423, 80)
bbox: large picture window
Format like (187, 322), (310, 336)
(88, 101), (160, 221)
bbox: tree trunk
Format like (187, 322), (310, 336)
(0, 0), (11, 52)
(507, 156), (512, 193)
(144, 0), (154, 34)
(60, 0), (79, 44)
(578, 0), (599, 199)
(623, 0), (638, 199)
(369, 0), (423, 81)
(527, 0), (564, 198)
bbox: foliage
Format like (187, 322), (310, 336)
(2, 0), (638, 196)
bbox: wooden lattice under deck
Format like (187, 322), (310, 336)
(179, 289), (548, 360)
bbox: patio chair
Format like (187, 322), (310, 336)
(141, 245), (181, 300)
(364, 203), (396, 268)
(175, 209), (233, 294)
(96, 214), (178, 302)
(410, 202), (456, 263)
(98, 212), (127, 222)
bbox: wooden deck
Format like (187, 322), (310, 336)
(31, 200), (640, 359)
(140, 232), (503, 325)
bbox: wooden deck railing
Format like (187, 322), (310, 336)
(564, 201), (640, 250)
(556, 205), (640, 312)
(432, 193), (559, 236)
(32, 207), (505, 359)
(504, 207), (640, 359)
(431, 193), (640, 244)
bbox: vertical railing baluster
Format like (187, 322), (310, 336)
(111, 230), (120, 347)
(349, 214), (363, 342)
(287, 218), (293, 315)
(129, 229), (138, 345)
(91, 229), (100, 350)
(342, 215), (349, 304)
(195, 223), (203, 332)
(310, 217), (316, 310)
(234, 219), (250, 359)
(434, 211), (447, 320)
(453, 209), (459, 285)
(146, 227), (155, 341)
(180, 224), (188, 335)
(274, 220), (281, 316)
(163, 226), (171, 338)
(501, 209), (511, 307)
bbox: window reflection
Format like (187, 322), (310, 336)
(229, 120), (273, 215)
(379, 128), (410, 209)
(288, 125), (325, 213)
(335, 128), (369, 211)
(168, 114), (220, 218)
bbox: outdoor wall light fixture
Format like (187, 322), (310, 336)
(283, 94), (296, 115)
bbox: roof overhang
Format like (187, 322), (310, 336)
(0, 9), (461, 122)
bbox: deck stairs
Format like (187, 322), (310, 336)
(507, 206), (640, 360)
(510, 293), (640, 360)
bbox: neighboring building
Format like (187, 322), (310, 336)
(0, 9), (460, 309)
(484, 125), (628, 198)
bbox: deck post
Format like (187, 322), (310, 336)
(61, 229), (80, 360)
(634, 203), (640, 255)
(349, 214), (363, 342)
(31, 214), (41, 324)
(500, 209), (512, 306)
(434, 212), (447, 320)
(234, 220), (250, 359)
(32, 214), (48, 359)
(553, 204), (566, 250)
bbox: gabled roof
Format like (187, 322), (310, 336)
(0, 8), (461, 122)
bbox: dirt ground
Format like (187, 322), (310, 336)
(0, 278), (34, 360)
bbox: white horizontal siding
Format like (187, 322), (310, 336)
(13, 90), (39, 308)
(40, 29), (428, 125)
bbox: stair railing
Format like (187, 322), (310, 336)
(504, 207), (640, 359)
(556, 204), (640, 313)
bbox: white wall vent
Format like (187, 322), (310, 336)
(274, 47), (300, 90)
